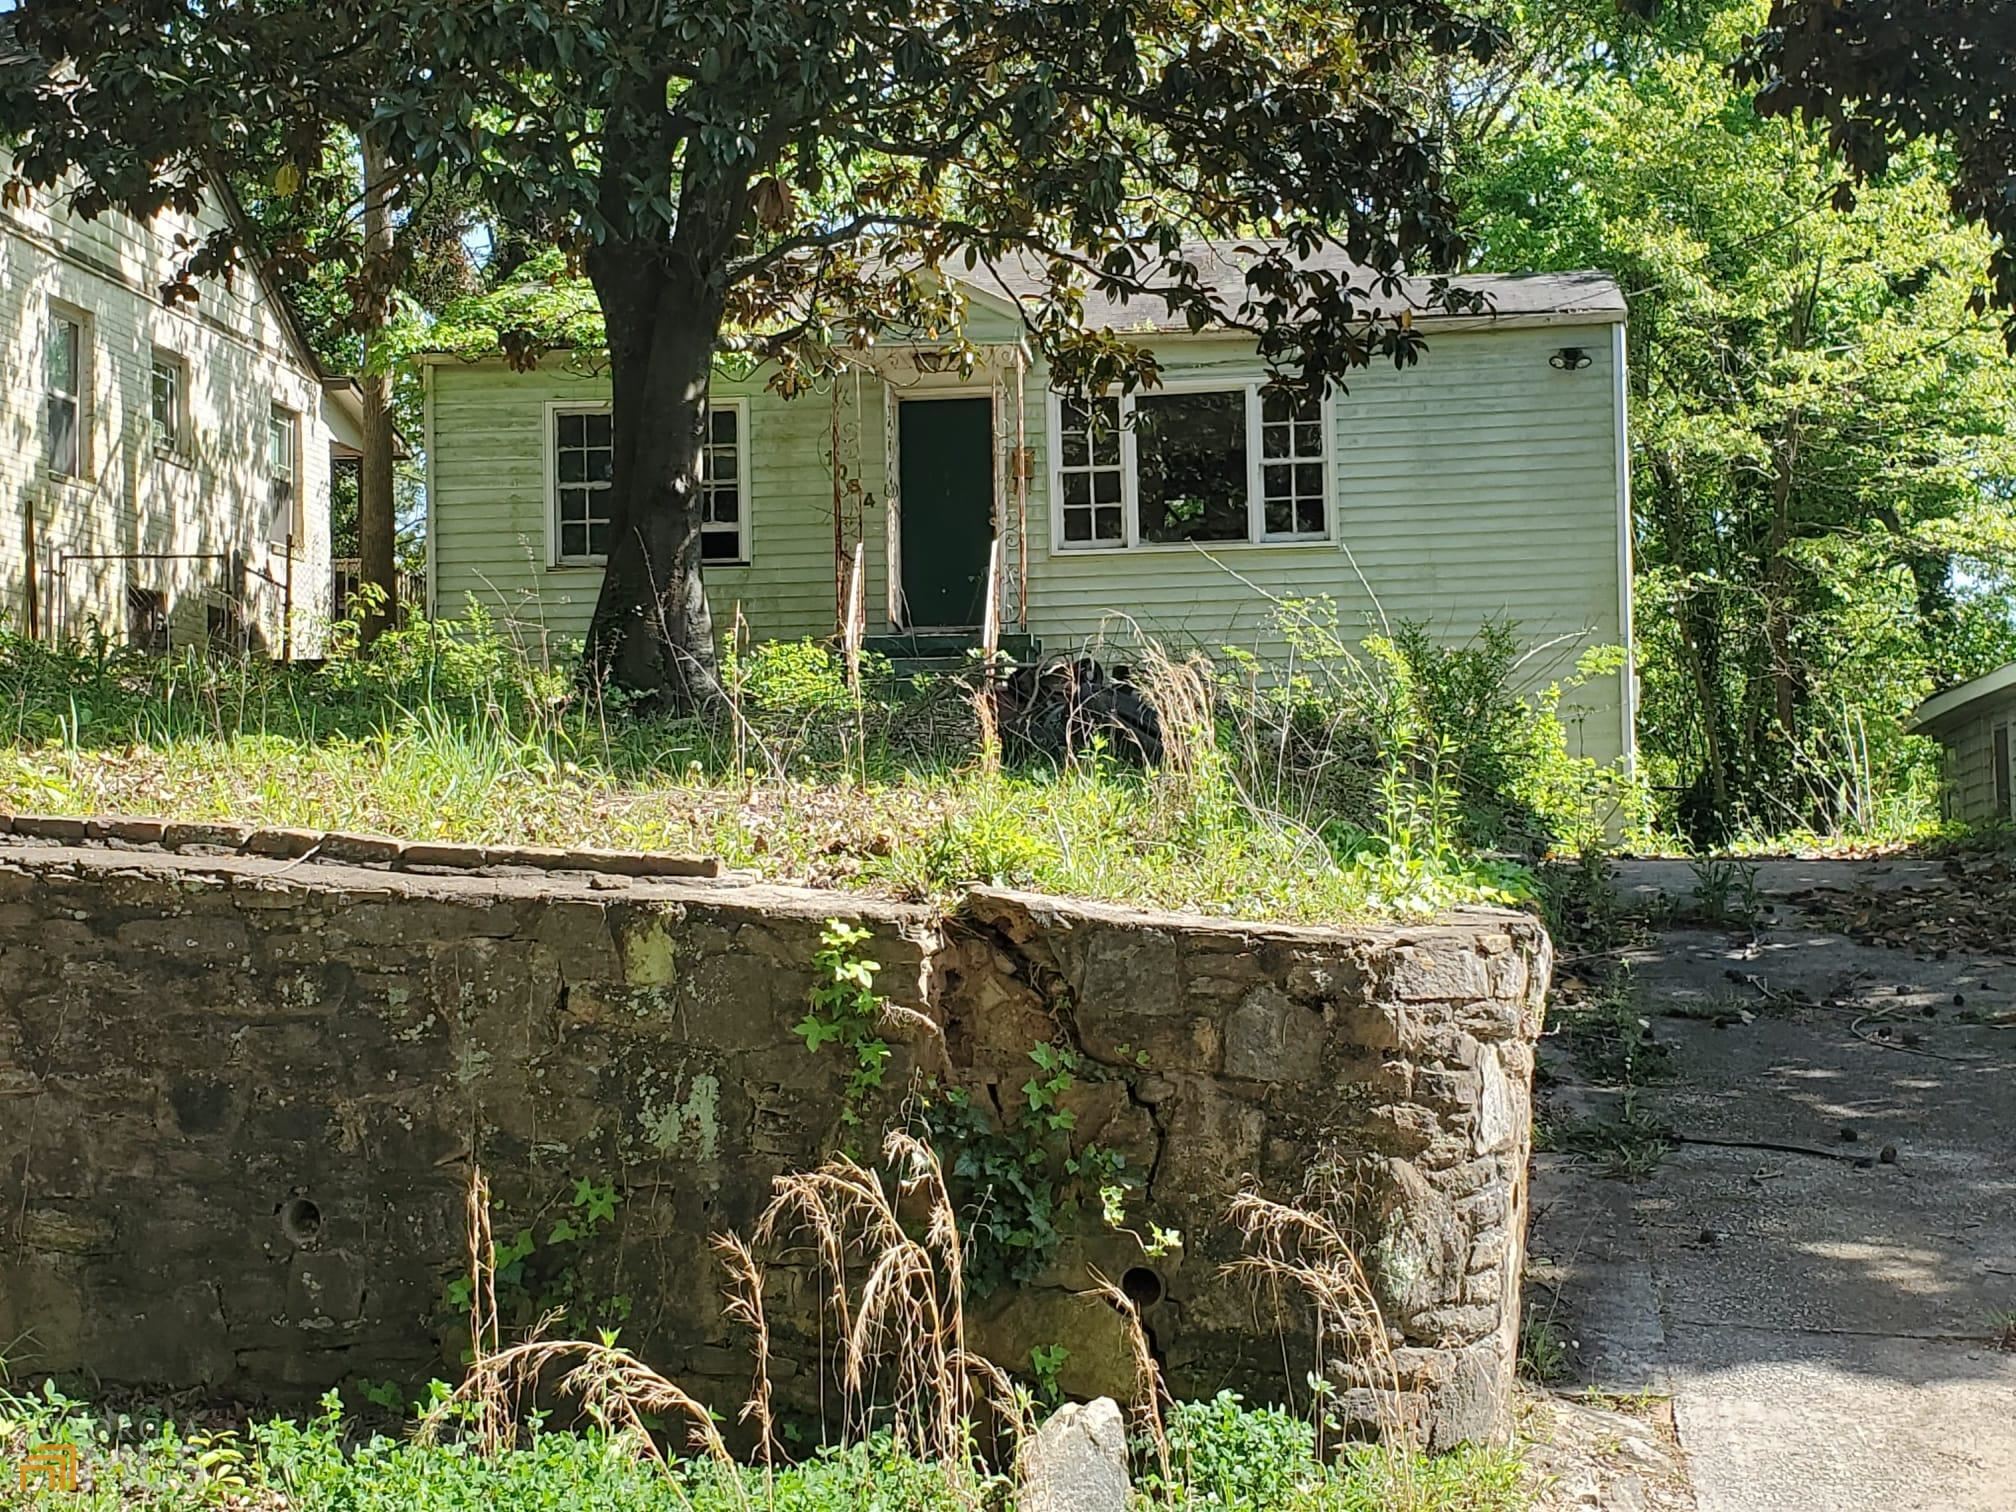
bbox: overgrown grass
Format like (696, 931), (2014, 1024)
(0, 605), (1625, 923)
(0, 1382), (1527, 1511)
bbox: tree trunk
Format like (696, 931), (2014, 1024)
(581, 239), (723, 709)
(357, 124), (399, 643)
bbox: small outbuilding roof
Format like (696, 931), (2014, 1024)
(1911, 662), (2016, 736)
(971, 240), (1625, 332)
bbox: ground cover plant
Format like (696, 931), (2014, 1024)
(0, 606), (1622, 923)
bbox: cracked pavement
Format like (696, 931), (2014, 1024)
(1528, 857), (2016, 1512)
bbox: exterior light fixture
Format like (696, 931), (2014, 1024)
(1549, 346), (1593, 371)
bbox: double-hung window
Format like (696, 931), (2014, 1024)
(700, 402), (748, 563)
(1053, 381), (1332, 551)
(268, 404), (300, 546)
(552, 407), (615, 562)
(151, 350), (188, 455)
(45, 308), (86, 478)
(550, 402), (749, 565)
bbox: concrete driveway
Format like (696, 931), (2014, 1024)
(1529, 856), (2016, 1512)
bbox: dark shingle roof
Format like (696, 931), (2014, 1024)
(968, 239), (1624, 330)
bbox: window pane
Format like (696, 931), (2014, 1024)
(561, 523), (588, 558)
(708, 448), (736, 482)
(46, 317), (77, 393)
(1061, 426), (1088, 469)
(1297, 497), (1325, 535)
(1094, 506), (1123, 540)
(1295, 463), (1323, 500)
(584, 411), (612, 447)
(1134, 390), (1247, 543)
(701, 530), (739, 562)
(1295, 421), (1324, 455)
(1063, 508), (1092, 542)
(587, 519), (612, 557)
(1262, 423), (1290, 460)
(46, 396), (77, 475)
(708, 487), (739, 525)
(709, 406), (737, 443)
(1062, 472), (1090, 508)
(558, 412), (584, 446)
(1093, 469), (1121, 504)
(1264, 497), (1293, 536)
(558, 448), (586, 483)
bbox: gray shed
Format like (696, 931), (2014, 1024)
(1913, 663), (2016, 824)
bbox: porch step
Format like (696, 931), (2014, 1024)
(862, 632), (1041, 679)
(862, 631), (1041, 661)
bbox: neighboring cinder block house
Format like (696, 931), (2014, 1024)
(1, 152), (353, 657)
(424, 246), (1635, 766)
(1914, 664), (2016, 825)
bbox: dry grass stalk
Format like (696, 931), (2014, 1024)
(1225, 1188), (1417, 1477)
(463, 1166), (507, 1455)
(420, 1330), (737, 1495)
(1133, 641), (1216, 781)
(755, 1131), (982, 1466)
(1084, 1268), (1172, 1486)
(712, 1232), (776, 1470)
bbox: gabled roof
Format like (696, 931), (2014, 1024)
(965, 240), (1625, 333)
(1911, 662), (2016, 736)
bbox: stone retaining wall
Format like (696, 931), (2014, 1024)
(0, 819), (1548, 1447)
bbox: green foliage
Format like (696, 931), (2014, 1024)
(794, 920), (893, 1131)
(1456, 0), (2016, 845)
(0, 1383), (1525, 1511)
(919, 1045), (1129, 1297)
(1146, 1391), (1530, 1510)
(436, 1176), (629, 1340)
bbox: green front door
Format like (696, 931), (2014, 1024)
(898, 397), (994, 628)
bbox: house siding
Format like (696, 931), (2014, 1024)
(427, 318), (1629, 764)
(1935, 694), (2015, 824)
(0, 164), (334, 653)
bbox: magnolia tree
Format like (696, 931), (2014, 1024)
(3, 0), (1500, 706)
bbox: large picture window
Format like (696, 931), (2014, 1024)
(550, 401), (748, 565)
(1051, 381), (1331, 551)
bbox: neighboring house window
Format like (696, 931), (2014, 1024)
(268, 404), (300, 545)
(151, 350), (187, 454)
(45, 307), (86, 477)
(1052, 381), (1331, 550)
(552, 407), (615, 562)
(701, 401), (748, 563)
(1058, 396), (1124, 545)
(551, 402), (749, 565)
(1996, 722), (2012, 820)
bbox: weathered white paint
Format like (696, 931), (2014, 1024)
(0, 163), (336, 654)
(427, 316), (1633, 765)
(1914, 664), (2016, 823)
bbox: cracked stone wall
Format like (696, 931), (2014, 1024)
(0, 827), (1547, 1448)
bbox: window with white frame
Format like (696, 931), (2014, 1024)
(701, 402), (747, 563)
(1058, 396), (1125, 545)
(552, 407), (615, 562)
(151, 349), (187, 455)
(551, 403), (748, 565)
(268, 404), (300, 546)
(45, 307), (86, 477)
(1053, 381), (1332, 550)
